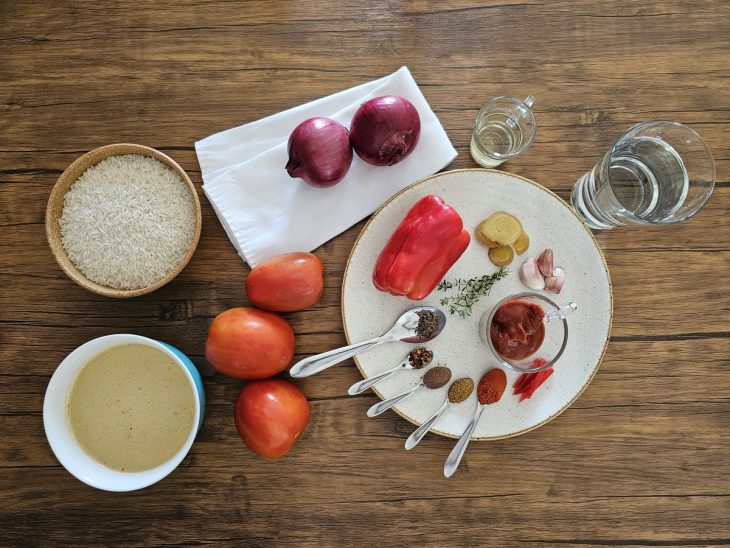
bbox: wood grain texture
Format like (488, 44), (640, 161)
(1, 1), (728, 546)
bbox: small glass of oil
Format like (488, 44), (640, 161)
(470, 95), (536, 168)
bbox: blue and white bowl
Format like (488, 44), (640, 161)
(43, 334), (205, 492)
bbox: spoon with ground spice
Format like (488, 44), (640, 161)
(405, 377), (474, 450)
(444, 368), (507, 478)
(366, 366), (451, 417)
(290, 307), (446, 378)
(347, 347), (433, 396)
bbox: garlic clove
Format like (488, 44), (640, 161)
(545, 266), (566, 294)
(537, 248), (554, 277)
(520, 257), (545, 291)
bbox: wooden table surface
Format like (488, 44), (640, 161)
(2, 1), (729, 546)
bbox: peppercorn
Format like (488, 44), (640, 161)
(415, 310), (440, 340)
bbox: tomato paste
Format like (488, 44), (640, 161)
(490, 299), (545, 361)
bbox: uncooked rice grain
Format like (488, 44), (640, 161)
(59, 154), (196, 290)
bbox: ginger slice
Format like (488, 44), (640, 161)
(478, 211), (523, 246)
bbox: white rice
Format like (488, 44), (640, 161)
(59, 154), (196, 290)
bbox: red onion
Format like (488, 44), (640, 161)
(350, 96), (421, 166)
(286, 117), (353, 187)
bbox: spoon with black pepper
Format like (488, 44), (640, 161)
(366, 366), (452, 417)
(290, 307), (446, 378)
(405, 377), (474, 450)
(347, 347), (433, 395)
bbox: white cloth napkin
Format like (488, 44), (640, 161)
(195, 66), (457, 267)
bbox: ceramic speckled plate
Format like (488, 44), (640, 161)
(342, 169), (612, 440)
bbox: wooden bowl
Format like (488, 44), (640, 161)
(45, 144), (202, 298)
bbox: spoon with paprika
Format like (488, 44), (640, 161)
(366, 366), (451, 417)
(348, 347), (433, 395)
(405, 377), (474, 450)
(443, 368), (507, 478)
(290, 306), (446, 378)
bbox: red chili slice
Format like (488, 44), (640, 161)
(513, 364), (554, 401)
(513, 373), (531, 394)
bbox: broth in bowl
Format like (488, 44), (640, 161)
(67, 343), (196, 472)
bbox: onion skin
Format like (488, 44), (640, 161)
(350, 96), (421, 166)
(286, 117), (353, 187)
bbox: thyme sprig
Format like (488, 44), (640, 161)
(437, 267), (509, 318)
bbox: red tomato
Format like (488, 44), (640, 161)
(234, 379), (310, 459)
(205, 307), (294, 380)
(245, 252), (324, 312)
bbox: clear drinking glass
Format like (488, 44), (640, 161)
(571, 121), (715, 229)
(470, 95), (537, 167)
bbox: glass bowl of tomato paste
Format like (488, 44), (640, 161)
(479, 292), (576, 373)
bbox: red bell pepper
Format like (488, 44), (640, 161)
(373, 195), (470, 300)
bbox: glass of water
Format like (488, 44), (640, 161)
(571, 121), (715, 229)
(470, 96), (537, 168)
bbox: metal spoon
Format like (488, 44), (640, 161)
(443, 402), (487, 478)
(444, 369), (506, 478)
(367, 366), (451, 417)
(347, 348), (433, 396)
(367, 380), (424, 417)
(405, 396), (449, 449)
(289, 306), (446, 378)
(405, 377), (474, 450)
